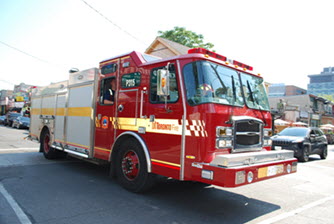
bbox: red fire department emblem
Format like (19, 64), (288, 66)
(101, 116), (109, 129)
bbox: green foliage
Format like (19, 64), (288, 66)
(158, 26), (214, 50)
(319, 94), (334, 103)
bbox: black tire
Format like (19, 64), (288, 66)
(40, 129), (66, 159)
(299, 146), (309, 162)
(115, 139), (155, 193)
(320, 145), (328, 160)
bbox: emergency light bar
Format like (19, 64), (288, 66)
(233, 60), (253, 71)
(188, 48), (227, 61)
(188, 48), (253, 71)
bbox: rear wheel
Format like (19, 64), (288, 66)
(299, 146), (309, 162)
(115, 139), (155, 193)
(320, 145), (328, 159)
(41, 129), (66, 159)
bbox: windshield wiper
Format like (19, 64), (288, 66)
(231, 76), (236, 102)
(246, 80), (267, 125)
(210, 64), (227, 91)
(246, 80), (256, 103)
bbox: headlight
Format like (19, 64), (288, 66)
(263, 139), (272, 146)
(216, 126), (233, 149)
(217, 139), (233, 148)
(216, 126), (233, 137)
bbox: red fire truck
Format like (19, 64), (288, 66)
(29, 48), (297, 192)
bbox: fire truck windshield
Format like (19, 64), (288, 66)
(240, 72), (270, 111)
(183, 60), (270, 111)
(183, 61), (244, 106)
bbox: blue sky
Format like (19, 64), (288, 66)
(1, 0), (333, 90)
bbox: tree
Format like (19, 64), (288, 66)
(319, 94), (334, 103)
(158, 26), (214, 50)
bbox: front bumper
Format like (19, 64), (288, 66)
(272, 143), (302, 158)
(191, 150), (297, 187)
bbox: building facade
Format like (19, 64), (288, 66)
(0, 90), (13, 115)
(308, 67), (334, 97)
(0, 83), (35, 115)
(145, 37), (190, 58)
(268, 84), (307, 97)
(269, 95), (334, 127)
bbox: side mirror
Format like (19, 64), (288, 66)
(157, 69), (170, 96)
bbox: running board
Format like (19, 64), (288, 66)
(52, 143), (89, 158)
(64, 149), (89, 158)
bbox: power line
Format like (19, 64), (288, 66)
(0, 40), (65, 69)
(0, 79), (15, 85)
(80, 0), (148, 46)
(0, 40), (51, 65)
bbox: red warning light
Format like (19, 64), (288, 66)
(188, 48), (227, 62)
(233, 60), (253, 71)
(188, 48), (253, 71)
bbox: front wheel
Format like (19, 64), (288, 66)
(115, 139), (155, 193)
(299, 146), (309, 162)
(320, 145), (328, 160)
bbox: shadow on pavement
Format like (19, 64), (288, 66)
(1, 155), (280, 224)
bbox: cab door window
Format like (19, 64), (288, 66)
(100, 77), (116, 105)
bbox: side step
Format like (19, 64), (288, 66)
(52, 143), (89, 158)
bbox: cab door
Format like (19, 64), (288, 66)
(116, 72), (141, 134)
(93, 63), (118, 160)
(145, 63), (184, 179)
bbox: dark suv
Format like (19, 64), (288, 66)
(271, 127), (328, 162)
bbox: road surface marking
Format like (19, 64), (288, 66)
(258, 194), (334, 224)
(0, 183), (32, 224)
(0, 148), (38, 151)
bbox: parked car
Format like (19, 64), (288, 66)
(4, 112), (21, 127)
(271, 127), (328, 162)
(12, 116), (30, 129)
(0, 115), (5, 124)
(325, 134), (334, 144)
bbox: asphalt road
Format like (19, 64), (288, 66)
(1, 125), (334, 224)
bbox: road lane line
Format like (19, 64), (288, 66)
(0, 148), (38, 151)
(0, 183), (32, 224)
(258, 195), (334, 224)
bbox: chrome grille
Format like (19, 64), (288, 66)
(235, 122), (260, 132)
(236, 135), (260, 145)
(272, 140), (292, 147)
(233, 118), (262, 152)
